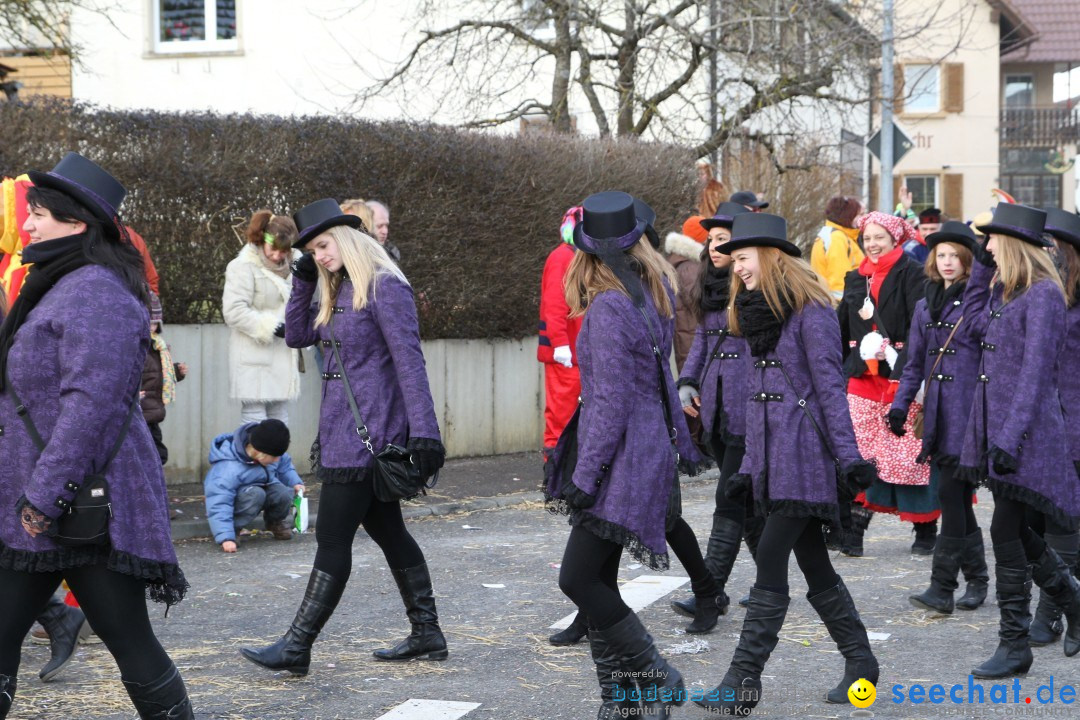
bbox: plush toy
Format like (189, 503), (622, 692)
(859, 331), (899, 375)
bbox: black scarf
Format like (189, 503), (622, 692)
(735, 288), (792, 357)
(0, 235), (90, 390)
(924, 279), (967, 322)
(700, 265), (731, 313)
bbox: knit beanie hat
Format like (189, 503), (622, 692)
(249, 419), (290, 457)
(681, 215), (709, 244)
(149, 292), (163, 327)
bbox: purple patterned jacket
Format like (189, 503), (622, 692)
(570, 287), (700, 569)
(285, 273), (441, 479)
(0, 266), (186, 604)
(678, 309), (751, 444)
(960, 279), (1079, 527)
(735, 302), (864, 522)
(1060, 302), (1080, 474)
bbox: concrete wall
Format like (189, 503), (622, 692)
(160, 325), (543, 485)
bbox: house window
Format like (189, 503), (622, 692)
(1002, 174), (1061, 208)
(1004, 75), (1034, 108)
(904, 175), (939, 214)
(153, 1), (238, 54)
(904, 64), (940, 113)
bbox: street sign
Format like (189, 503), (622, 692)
(867, 123), (914, 166)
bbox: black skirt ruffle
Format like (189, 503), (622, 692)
(570, 511), (670, 571)
(985, 477), (1080, 533)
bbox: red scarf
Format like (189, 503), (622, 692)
(858, 245), (904, 303)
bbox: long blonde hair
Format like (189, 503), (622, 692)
(727, 247), (832, 335)
(992, 233), (1065, 303)
(340, 198), (375, 234)
(313, 225), (408, 327)
(564, 238), (678, 318)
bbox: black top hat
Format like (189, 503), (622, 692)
(700, 202), (751, 231)
(976, 203), (1050, 247)
(729, 190), (768, 209)
(1043, 208), (1080, 249)
(719, 213), (800, 257)
(918, 207), (943, 223)
(925, 220), (978, 253)
(633, 197), (661, 250)
(574, 191), (645, 255)
(293, 198), (366, 249)
(27, 152), (126, 238)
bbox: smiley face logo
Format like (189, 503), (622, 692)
(848, 678), (876, 708)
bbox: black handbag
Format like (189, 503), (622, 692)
(11, 380), (139, 547)
(328, 315), (437, 502)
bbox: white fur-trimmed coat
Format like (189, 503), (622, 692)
(222, 243), (301, 402)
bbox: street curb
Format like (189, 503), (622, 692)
(169, 467), (720, 543)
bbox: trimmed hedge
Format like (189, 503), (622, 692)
(0, 99), (696, 337)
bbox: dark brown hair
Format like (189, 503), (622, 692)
(824, 196), (860, 229)
(246, 209), (297, 251)
(1057, 239), (1080, 307)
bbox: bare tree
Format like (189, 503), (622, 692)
(0, 0), (117, 58)
(354, 0), (979, 165)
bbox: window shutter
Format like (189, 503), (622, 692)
(943, 63), (964, 113)
(893, 63), (905, 114)
(944, 174), (964, 220)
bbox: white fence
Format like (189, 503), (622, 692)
(160, 325), (544, 485)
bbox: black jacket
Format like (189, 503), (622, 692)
(837, 253), (927, 381)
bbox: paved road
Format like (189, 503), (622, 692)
(12, 481), (1080, 719)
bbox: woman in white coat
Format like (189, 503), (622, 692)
(222, 210), (302, 423)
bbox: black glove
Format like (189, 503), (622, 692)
(273, 322), (286, 338)
(562, 481), (597, 510)
(844, 461), (878, 491)
(990, 447), (1018, 475)
(886, 408), (907, 437)
(723, 473), (752, 501)
(407, 437), (445, 479)
(291, 253), (319, 283)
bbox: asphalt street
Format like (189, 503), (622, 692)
(12, 478), (1080, 720)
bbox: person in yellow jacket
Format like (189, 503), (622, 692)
(0, 175), (32, 302)
(810, 196), (864, 300)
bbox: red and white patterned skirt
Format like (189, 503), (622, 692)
(847, 394), (930, 486)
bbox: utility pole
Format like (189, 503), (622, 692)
(709, 0), (718, 167)
(879, 0), (895, 212)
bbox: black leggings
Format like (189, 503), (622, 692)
(666, 516), (715, 597)
(989, 494), (1046, 563)
(1026, 507), (1074, 538)
(937, 463), (979, 538)
(754, 515), (839, 596)
(558, 527), (631, 631)
(314, 480), (425, 582)
(710, 434), (747, 523)
(0, 565), (172, 684)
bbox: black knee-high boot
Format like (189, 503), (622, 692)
(972, 540), (1033, 678)
(373, 563), (448, 661)
(588, 630), (641, 719)
(841, 505), (872, 557)
(1029, 541), (1080, 657)
(809, 579), (879, 704)
(0, 674), (15, 720)
(909, 535), (965, 614)
(241, 569), (346, 675)
(956, 529), (989, 611)
(697, 587), (789, 716)
(1030, 533), (1079, 646)
(593, 613), (685, 716)
(672, 514), (741, 620)
(121, 665), (193, 720)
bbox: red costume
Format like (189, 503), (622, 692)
(538, 242), (582, 449)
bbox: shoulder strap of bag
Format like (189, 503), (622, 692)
(773, 360), (838, 466)
(328, 313), (376, 456)
(696, 326), (729, 388)
(866, 278), (892, 342)
(635, 303), (679, 459)
(8, 374), (140, 473)
(926, 315), (963, 384)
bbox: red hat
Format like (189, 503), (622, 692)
(682, 215), (709, 244)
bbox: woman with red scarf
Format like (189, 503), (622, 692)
(837, 211), (930, 555)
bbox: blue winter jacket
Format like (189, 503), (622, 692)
(204, 423), (303, 543)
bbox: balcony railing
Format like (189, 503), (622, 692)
(1001, 106), (1080, 147)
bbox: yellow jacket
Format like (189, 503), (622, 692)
(810, 221), (863, 299)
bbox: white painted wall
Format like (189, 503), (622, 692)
(160, 325), (544, 485)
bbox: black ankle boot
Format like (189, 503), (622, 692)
(697, 587), (790, 716)
(0, 674), (15, 720)
(121, 665), (193, 720)
(841, 505), (872, 557)
(911, 520), (938, 556)
(972, 541), (1033, 679)
(549, 612), (589, 646)
(241, 569), (346, 675)
(589, 631), (641, 719)
(36, 595), (91, 682)
(686, 595), (725, 635)
(594, 613), (685, 716)
(909, 535), (965, 614)
(809, 579), (879, 704)
(1029, 542), (1080, 657)
(672, 514), (741, 618)
(1030, 533), (1078, 646)
(956, 529), (989, 611)
(373, 563), (449, 661)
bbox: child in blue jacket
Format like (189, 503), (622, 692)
(204, 419), (305, 552)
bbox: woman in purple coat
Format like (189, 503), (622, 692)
(547, 191), (699, 719)
(0, 153), (191, 719)
(242, 199), (446, 675)
(959, 203), (1080, 679)
(891, 222), (991, 614)
(696, 213), (878, 716)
